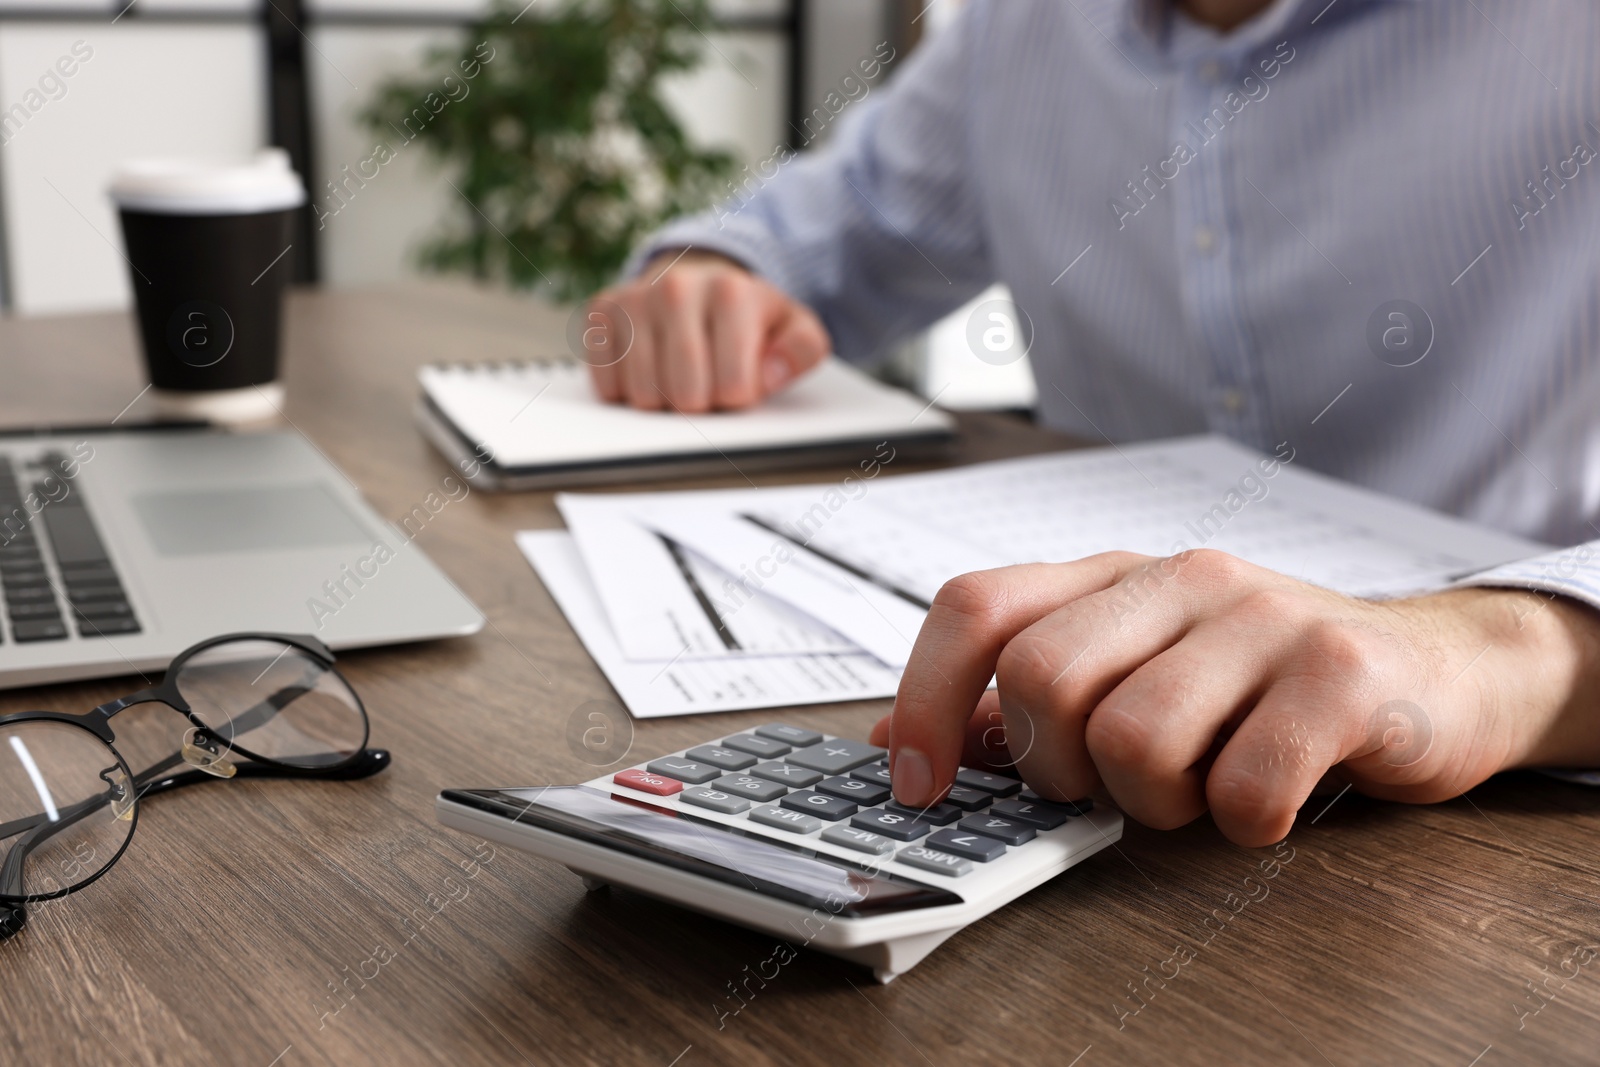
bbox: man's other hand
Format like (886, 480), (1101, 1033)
(582, 250), (831, 412)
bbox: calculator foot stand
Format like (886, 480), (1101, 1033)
(828, 928), (962, 984)
(571, 870), (610, 893)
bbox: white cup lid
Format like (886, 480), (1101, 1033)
(110, 148), (306, 215)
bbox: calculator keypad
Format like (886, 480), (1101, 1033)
(926, 828), (1006, 862)
(957, 813), (1035, 846)
(816, 775), (891, 806)
(850, 808), (934, 841)
(780, 790), (857, 821)
(713, 774), (788, 802)
(721, 733), (791, 759)
(755, 724), (823, 746)
(613, 768), (682, 795)
(884, 800), (962, 826)
(897, 846), (973, 877)
(645, 758), (720, 784)
(749, 761), (823, 787)
(955, 769), (1023, 797)
(785, 739), (886, 775)
(990, 797), (1071, 829)
(686, 745), (758, 771)
(680, 787), (750, 814)
(822, 825), (896, 855)
(607, 725), (1096, 880)
(750, 805), (823, 834)
(849, 763), (893, 787)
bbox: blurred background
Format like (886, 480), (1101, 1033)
(0, 0), (1033, 409)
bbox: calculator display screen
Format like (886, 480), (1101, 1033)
(448, 786), (964, 917)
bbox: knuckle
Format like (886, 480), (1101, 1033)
(931, 569), (1011, 627)
(1206, 766), (1281, 826)
(1236, 585), (1295, 624)
(1179, 548), (1248, 587)
(1301, 618), (1381, 684)
(1084, 703), (1159, 772)
(655, 270), (695, 309)
(995, 633), (1068, 700)
(708, 272), (749, 311)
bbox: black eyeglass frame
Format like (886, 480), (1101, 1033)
(0, 631), (376, 908)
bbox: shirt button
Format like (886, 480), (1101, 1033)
(1221, 388), (1246, 413)
(1193, 225), (1218, 255)
(1198, 59), (1227, 84)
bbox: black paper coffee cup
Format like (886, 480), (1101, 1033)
(110, 150), (306, 424)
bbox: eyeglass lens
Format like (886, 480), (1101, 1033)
(174, 639), (367, 770)
(0, 719), (135, 900)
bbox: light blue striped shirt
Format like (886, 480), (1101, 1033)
(640, 0), (1600, 617)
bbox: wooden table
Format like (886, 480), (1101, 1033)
(2, 283), (1597, 1067)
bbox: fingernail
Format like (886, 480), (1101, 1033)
(762, 356), (791, 394)
(891, 747), (932, 805)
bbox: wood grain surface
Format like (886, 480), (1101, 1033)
(1, 282), (1597, 1067)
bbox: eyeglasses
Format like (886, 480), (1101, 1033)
(0, 632), (388, 940)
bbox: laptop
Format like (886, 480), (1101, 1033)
(0, 425), (484, 689)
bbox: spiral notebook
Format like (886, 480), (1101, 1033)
(415, 357), (957, 490)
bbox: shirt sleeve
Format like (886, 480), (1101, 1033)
(1451, 540), (1600, 613)
(1452, 541), (1600, 783)
(625, 0), (997, 365)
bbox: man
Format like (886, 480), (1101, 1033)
(584, 0), (1600, 846)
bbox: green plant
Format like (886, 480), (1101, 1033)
(363, 0), (736, 302)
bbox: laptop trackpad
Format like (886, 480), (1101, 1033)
(132, 484), (373, 555)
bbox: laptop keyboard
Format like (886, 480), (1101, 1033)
(0, 453), (139, 643)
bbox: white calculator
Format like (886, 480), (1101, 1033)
(436, 723), (1123, 982)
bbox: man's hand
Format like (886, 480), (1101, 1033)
(582, 250), (830, 412)
(872, 550), (1600, 846)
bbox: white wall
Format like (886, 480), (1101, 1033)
(0, 22), (267, 314)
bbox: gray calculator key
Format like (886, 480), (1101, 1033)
(755, 723), (824, 746)
(721, 733), (791, 759)
(849, 762), (893, 787)
(885, 801), (961, 826)
(816, 775), (890, 806)
(646, 758), (721, 784)
(896, 845), (973, 877)
(686, 745), (758, 771)
(787, 739), (887, 775)
(954, 768), (1022, 796)
(959, 813), (1036, 846)
(749, 805), (823, 834)
(942, 785), (993, 812)
(927, 828), (1006, 862)
(780, 790), (857, 821)
(680, 788), (751, 815)
(749, 761), (823, 787)
(1019, 789), (1095, 816)
(990, 797), (1070, 829)
(713, 774), (788, 802)
(822, 825), (895, 856)
(850, 808), (932, 841)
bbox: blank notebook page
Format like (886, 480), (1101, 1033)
(419, 357), (953, 468)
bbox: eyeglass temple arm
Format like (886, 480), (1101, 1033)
(1, 681), (373, 901)
(138, 747), (391, 798)
(0, 782), (118, 899)
(0, 748), (390, 904)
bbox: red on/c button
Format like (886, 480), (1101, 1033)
(614, 768), (682, 796)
